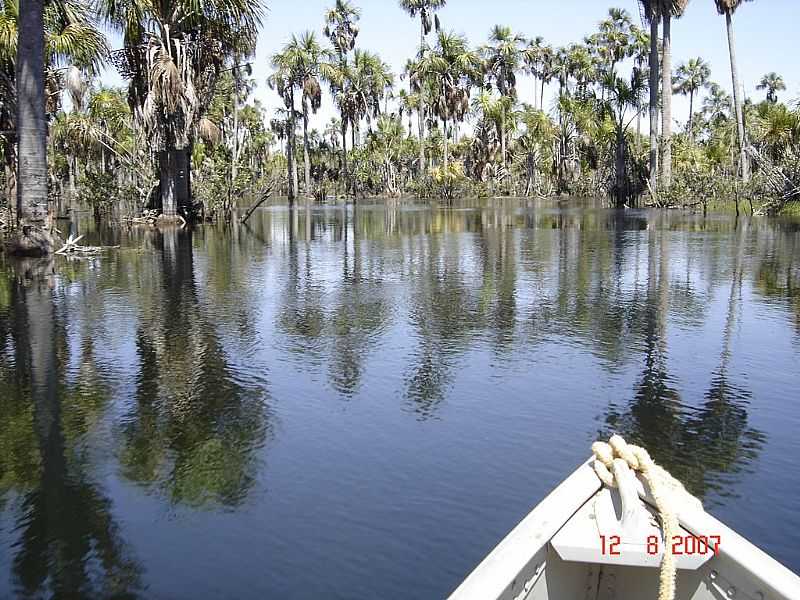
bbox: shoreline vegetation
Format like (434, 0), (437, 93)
(2, 0), (799, 255)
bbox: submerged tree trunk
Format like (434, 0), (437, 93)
(648, 18), (659, 195)
(302, 99), (311, 196)
(341, 120), (349, 198)
(158, 147), (191, 217)
(9, 0), (52, 255)
(615, 124), (627, 207)
(286, 90), (297, 206)
(725, 10), (749, 182)
(660, 13), (672, 188)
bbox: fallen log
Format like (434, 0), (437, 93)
(241, 185), (275, 224)
(55, 233), (119, 257)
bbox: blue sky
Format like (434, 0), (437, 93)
(102, 0), (799, 134)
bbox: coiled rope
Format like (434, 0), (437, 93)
(591, 435), (702, 600)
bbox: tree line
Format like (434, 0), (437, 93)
(2, 0), (799, 256)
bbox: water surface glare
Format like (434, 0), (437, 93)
(0, 201), (799, 598)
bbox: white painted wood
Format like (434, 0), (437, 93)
(448, 460), (601, 600)
(551, 487), (713, 569)
(449, 458), (800, 600)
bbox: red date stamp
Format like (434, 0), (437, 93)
(600, 534), (720, 556)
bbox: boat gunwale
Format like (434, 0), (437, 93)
(448, 458), (800, 600)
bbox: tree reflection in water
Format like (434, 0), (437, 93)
(118, 229), (272, 508)
(604, 224), (765, 504)
(0, 264), (142, 599)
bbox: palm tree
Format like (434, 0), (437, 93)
(638, 0), (661, 193)
(12, 0), (49, 254)
(423, 31), (481, 171)
(398, 0), (446, 176)
(483, 25), (524, 169)
(603, 69), (646, 205)
(674, 57), (711, 135)
(522, 36), (545, 109)
(658, 0), (690, 188)
(339, 50), (393, 147)
(269, 51), (300, 203)
(324, 0), (361, 197)
(702, 82), (731, 124)
(3, 0), (105, 254)
(714, 0), (753, 181)
(281, 32), (329, 197)
(629, 24), (650, 146)
(757, 72), (785, 104)
(100, 0), (262, 217)
(516, 104), (555, 195)
(596, 8), (634, 80)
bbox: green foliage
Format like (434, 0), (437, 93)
(5, 0), (796, 213)
(75, 171), (132, 216)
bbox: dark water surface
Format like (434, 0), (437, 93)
(1, 201), (798, 599)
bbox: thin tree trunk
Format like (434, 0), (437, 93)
(418, 18), (427, 179)
(418, 106), (426, 178)
(4, 157), (16, 220)
(442, 116), (448, 172)
(10, 0), (51, 255)
(287, 89), (298, 205)
(232, 76), (239, 184)
(500, 111), (507, 170)
(660, 13), (672, 188)
(341, 119), (348, 197)
(540, 79), (546, 111)
(688, 89), (694, 137)
(302, 99), (311, 195)
(68, 155), (76, 196)
(615, 123), (626, 207)
(648, 17), (659, 194)
(725, 10), (749, 182)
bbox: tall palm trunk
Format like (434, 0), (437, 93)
(9, 0), (51, 255)
(688, 88), (694, 137)
(725, 10), (749, 181)
(648, 17), (659, 194)
(660, 13), (672, 188)
(302, 99), (312, 196)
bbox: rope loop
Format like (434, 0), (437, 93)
(591, 436), (702, 600)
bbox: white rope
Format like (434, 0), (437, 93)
(591, 435), (702, 600)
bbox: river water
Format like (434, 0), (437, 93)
(0, 201), (798, 599)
